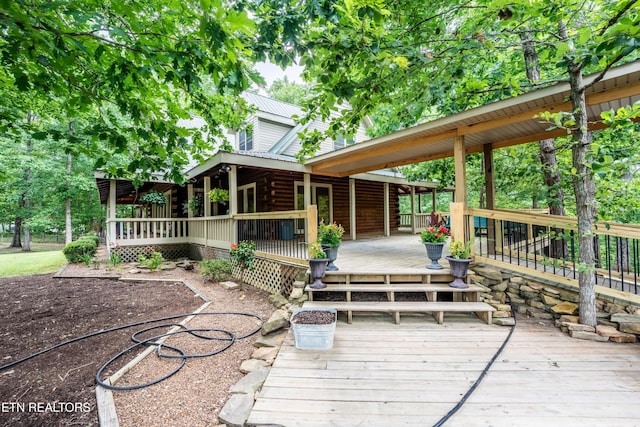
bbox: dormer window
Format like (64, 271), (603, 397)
(333, 134), (354, 150)
(239, 130), (253, 151)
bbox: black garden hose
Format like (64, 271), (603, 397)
(432, 300), (517, 427)
(0, 311), (263, 391)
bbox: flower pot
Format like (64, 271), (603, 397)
(290, 308), (337, 350)
(308, 258), (329, 289)
(446, 256), (472, 288)
(321, 244), (340, 271)
(424, 242), (445, 270)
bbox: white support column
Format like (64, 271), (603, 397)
(349, 178), (356, 241)
(203, 176), (211, 217)
(383, 182), (390, 237)
(107, 179), (117, 252)
(303, 173), (311, 208)
(451, 135), (467, 243)
(410, 185), (417, 234)
(187, 184), (194, 219)
(229, 165), (238, 243)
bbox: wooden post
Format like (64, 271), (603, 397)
(450, 202), (465, 243)
(307, 204), (318, 245)
(453, 135), (467, 204)
(229, 165), (238, 243)
(384, 182), (390, 237)
(483, 143), (496, 255)
(203, 176), (211, 217)
(410, 185), (416, 234)
(107, 179), (117, 251)
(187, 184), (194, 219)
(303, 173), (311, 208)
(349, 178), (356, 240)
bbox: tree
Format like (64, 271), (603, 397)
(1, 0), (263, 183)
(267, 76), (312, 105)
(254, 0), (640, 326)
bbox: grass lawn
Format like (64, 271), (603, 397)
(0, 244), (67, 277)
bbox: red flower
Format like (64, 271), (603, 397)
(230, 243), (238, 250)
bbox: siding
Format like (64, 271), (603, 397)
(256, 119), (293, 152)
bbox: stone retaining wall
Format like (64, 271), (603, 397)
(470, 263), (640, 342)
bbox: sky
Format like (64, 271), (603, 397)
(254, 61), (305, 88)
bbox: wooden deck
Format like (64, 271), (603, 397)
(247, 315), (640, 426)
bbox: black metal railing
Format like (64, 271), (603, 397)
(236, 218), (308, 260)
(470, 212), (640, 295)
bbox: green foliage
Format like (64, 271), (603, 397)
(63, 238), (97, 263)
(140, 191), (167, 206)
(266, 76), (311, 105)
(308, 242), (327, 259)
(318, 220), (345, 246)
(137, 251), (164, 271)
(420, 226), (449, 244)
(208, 188), (230, 203)
(200, 258), (232, 283)
(188, 193), (204, 216)
(448, 240), (473, 259)
(230, 241), (256, 271)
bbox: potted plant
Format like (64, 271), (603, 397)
(290, 307), (337, 350)
(188, 193), (204, 216)
(420, 224), (449, 270)
(139, 190), (167, 206)
(308, 241), (329, 289)
(446, 239), (473, 289)
(318, 220), (345, 271)
(208, 188), (230, 203)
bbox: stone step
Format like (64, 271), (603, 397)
(305, 283), (483, 294)
(303, 300), (495, 325)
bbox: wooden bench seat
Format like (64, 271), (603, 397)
(302, 300), (495, 325)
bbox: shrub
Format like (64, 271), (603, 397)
(137, 251), (164, 271)
(200, 258), (232, 283)
(78, 234), (100, 246)
(63, 239), (98, 263)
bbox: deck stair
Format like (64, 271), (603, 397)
(303, 270), (495, 325)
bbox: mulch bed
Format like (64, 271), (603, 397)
(0, 274), (203, 427)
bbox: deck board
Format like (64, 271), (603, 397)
(247, 314), (640, 426)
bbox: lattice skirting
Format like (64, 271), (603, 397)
(190, 244), (306, 297)
(117, 244), (191, 263)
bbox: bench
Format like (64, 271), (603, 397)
(303, 283), (493, 324)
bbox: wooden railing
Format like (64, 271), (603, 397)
(399, 212), (451, 230)
(106, 207), (317, 265)
(467, 207), (640, 295)
(107, 218), (190, 245)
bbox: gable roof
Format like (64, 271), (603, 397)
(308, 60), (640, 177)
(241, 92), (303, 121)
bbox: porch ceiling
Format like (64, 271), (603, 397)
(308, 60), (640, 177)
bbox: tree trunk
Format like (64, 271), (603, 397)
(520, 28), (567, 259)
(65, 152), (73, 245)
(10, 217), (22, 248)
(567, 59), (598, 327)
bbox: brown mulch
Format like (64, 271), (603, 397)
(0, 261), (275, 427)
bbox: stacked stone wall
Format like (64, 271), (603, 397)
(470, 263), (639, 343)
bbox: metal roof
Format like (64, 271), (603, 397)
(241, 92), (303, 119)
(308, 60), (640, 177)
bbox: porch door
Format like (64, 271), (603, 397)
(295, 182), (333, 223)
(238, 183), (256, 214)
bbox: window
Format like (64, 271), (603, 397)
(238, 183), (256, 213)
(239, 130), (253, 151)
(333, 134), (354, 150)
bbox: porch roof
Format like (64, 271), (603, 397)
(307, 60), (640, 177)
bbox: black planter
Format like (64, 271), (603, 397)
(308, 258), (330, 289)
(424, 242), (445, 270)
(446, 257), (472, 288)
(321, 244), (340, 271)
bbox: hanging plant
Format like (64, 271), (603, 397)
(140, 190), (167, 205)
(208, 188), (230, 203)
(188, 193), (204, 215)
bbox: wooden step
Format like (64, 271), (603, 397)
(305, 283), (483, 294)
(302, 301), (495, 325)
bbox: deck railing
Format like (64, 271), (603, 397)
(107, 207), (316, 265)
(399, 212), (451, 230)
(467, 207), (640, 295)
(235, 209), (313, 264)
